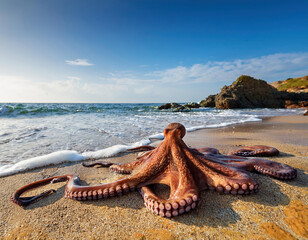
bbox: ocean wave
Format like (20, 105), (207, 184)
(0, 103), (158, 118)
(0, 103), (70, 117)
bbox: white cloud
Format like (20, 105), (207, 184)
(67, 76), (81, 81)
(1, 52), (307, 103)
(0, 76), (159, 103)
(149, 52), (308, 84)
(96, 52), (308, 89)
(65, 59), (93, 66)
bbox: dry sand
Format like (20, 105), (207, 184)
(0, 115), (307, 240)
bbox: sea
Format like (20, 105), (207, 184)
(0, 103), (305, 177)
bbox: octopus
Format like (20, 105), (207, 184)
(11, 123), (297, 218)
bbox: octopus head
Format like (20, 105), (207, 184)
(164, 123), (186, 139)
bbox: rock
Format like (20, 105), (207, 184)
(214, 75), (285, 109)
(183, 102), (200, 109)
(272, 77), (308, 110)
(158, 102), (199, 112)
(200, 95), (216, 107)
(173, 106), (191, 112)
(281, 91), (308, 102)
(157, 103), (182, 110)
(285, 100), (308, 109)
(283, 92), (308, 111)
(157, 102), (191, 112)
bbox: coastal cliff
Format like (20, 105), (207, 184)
(199, 75), (308, 110)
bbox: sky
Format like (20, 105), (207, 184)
(0, 0), (308, 103)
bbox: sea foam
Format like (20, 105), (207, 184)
(0, 150), (85, 177)
(0, 139), (153, 177)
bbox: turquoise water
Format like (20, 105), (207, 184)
(0, 103), (304, 176)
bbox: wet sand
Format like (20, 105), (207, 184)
(0, 115), (307, 240)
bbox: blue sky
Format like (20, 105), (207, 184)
(0, 0), (307, 103)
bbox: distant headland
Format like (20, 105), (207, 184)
(158, 75), (308, 114)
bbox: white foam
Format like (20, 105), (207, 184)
(186, 116), (262, 132)
(81, 138), (152, 159)
(0, 139), (154, 177)
(82, 145), (130, 159)
(148, 133), (164, 140)
(0, 150), (85, 177)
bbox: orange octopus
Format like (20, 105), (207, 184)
(12, 123), (297, 218)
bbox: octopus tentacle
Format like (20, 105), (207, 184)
(193, 147), (220, 155)
(82, 146), (157, 174)
(11, 175), (72, 206)
(251, 158), (297, 180)
(139, 167), (199, 218)
(228, 145), (279, 157)
(82, 151), (156, 174)
(201, 154), (256, 171)
(140, 185), (199, 218)
(64, 175), (136, 201)
(135, 149), (155, 159)
(185, 149), (258, 195)
(127, 145), (156, 152)
(82, 162), (113, 168)
(199, 153), (297, 180)
(66, 146), (171, 201)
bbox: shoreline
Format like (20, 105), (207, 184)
(0, 105), (305, 178)
(1, 115), (307, 239)
(0, 111), (263, 178)
(1, 111), (303, 178)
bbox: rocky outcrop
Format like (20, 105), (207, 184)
(157, 102), (199, 112)
(200, 75), (308, 109)
(200, 95), (216, 108)
(158, 103), (182, 110)
(214, 75), (285, 109)
(285, 100), (308, 109)
(159, 75), (308, 111)
(183, 102), (200, 109)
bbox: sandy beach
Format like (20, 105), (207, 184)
(0, 115), (307, 240)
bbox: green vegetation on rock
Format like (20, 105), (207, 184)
(234, 75), (261, 85)
(276, 76), (308, 91)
